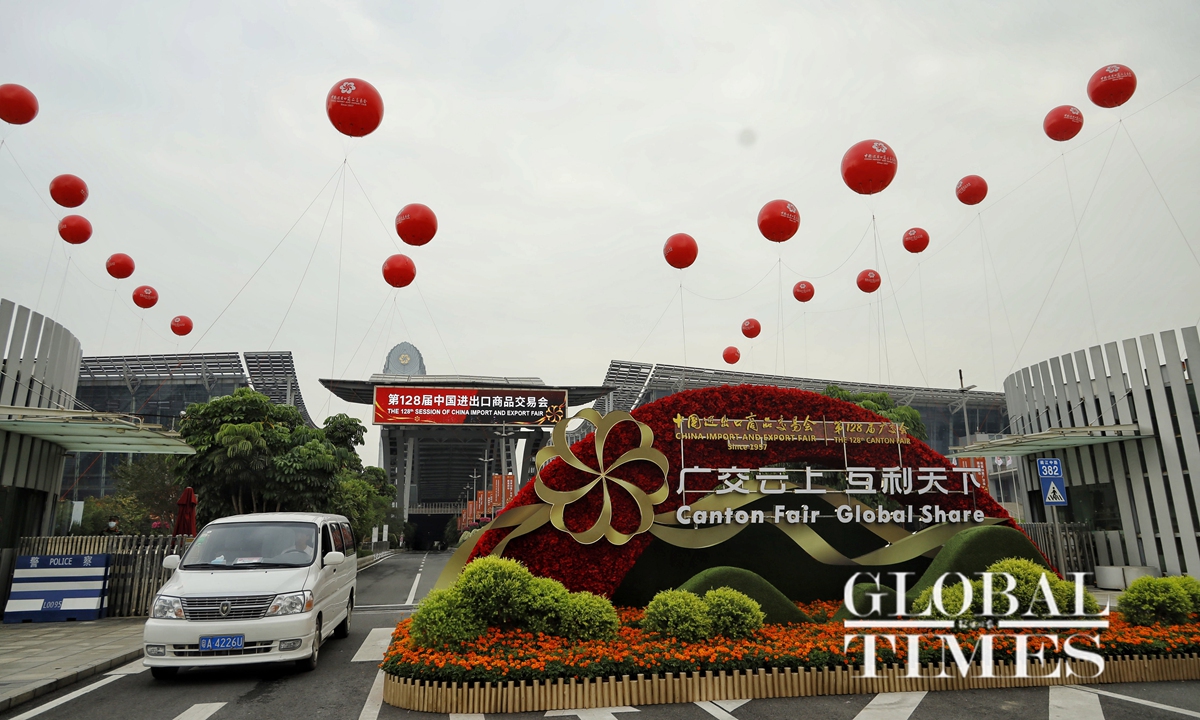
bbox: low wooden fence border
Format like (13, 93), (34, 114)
(16, 535), (192, 617)
(382, 654), (1200, 713)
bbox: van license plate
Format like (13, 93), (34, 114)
(199, 635), (244, 651)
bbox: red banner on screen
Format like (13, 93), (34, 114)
(373, 386), (568, 425)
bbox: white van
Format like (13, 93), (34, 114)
(143, 512), (357, 679)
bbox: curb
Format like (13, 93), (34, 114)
(0, 647), (144, 714)
(357, 550), (397, 572)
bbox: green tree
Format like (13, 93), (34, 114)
(824, 384), (928, 441)
(113, 455), (183, 531)
(178, 389), (341, 520)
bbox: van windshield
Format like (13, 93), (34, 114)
(182, 522), (318, 569)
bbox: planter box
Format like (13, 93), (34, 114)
(383, 655), (1200, 713)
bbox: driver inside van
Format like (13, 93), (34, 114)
(290, 527), (315, 560)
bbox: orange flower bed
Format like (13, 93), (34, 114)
(380, 603), (1200, 684)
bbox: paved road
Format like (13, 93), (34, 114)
(3, 552), (1198, 720)
(0, 550), (445, 720)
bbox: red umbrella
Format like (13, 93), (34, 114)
(173, 487), (197, 536)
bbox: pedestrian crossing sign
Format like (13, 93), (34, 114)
(1036, 458), (1068, 507)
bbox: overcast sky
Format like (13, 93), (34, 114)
(3, 1), (1199, 459)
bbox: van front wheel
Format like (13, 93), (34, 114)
(296, 618), (320, 672)
(333, 598), (352, 639)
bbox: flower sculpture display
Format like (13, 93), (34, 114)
(457, 384), (1017, 598)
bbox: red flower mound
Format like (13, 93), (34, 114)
(470, 385), (1017, 597)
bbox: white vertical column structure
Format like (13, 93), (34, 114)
(402, 436), (415, 522)
(1005, 324), (1200, 575)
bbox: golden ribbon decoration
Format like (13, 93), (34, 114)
(533, 409), (670, 545)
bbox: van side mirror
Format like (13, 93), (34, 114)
(324, 551), (345, 567)
(162, 555), (180, 571)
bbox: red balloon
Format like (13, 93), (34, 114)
(841, 139), (897, 195)
(663, 233), (698, 269)
(956, 175), (988, 205)
(757, 200), (800, 242)
(326, 78), (384, 137)
(723, 346), (741, 364)
(793, 281), (815, 303)
(382, 254), (416, 288)
(902, 227), (929, 254)
(1043, 105), (1084, 142)
(170, 316), (194, 336)
(0, 84), (38, 125)
(857, 269), (881, 293)
(133, 285), (159, 309)
(395, 203), (437, 246)
(49, 174), (88, 208)
(741, 318), (761, 338)
(1087, 64), (1136, 109)
(106, 253), (135, 279)
(58, 215), (92, 245)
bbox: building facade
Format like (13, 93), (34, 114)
(62, 351), (311, 499)
(1000, 325), (1200, 576)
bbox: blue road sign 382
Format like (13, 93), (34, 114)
(1036, 458), (1068, 507)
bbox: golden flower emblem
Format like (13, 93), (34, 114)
(534, 409), (669, 545)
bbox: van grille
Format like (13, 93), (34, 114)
(181, 595), (275, 621)
(171, 640), (274, 657)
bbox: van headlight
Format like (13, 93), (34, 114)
(152, 595), (184, 620)
(266, 591), (313, 616)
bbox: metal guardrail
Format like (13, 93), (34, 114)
(1018, 522), (1097, 577)
(15, 535), (192, 617)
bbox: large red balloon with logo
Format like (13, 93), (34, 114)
(723, 346), (741, 364)
(58, 215), (92, 245)
(326, 78), (384, 137)
(171, 316), (193, 336)
(857, 269), (881, 293)
(1087, 64), (1136, 108)
(1043, 105), (1084, 142)
(382, 254), (416, 288)
(49, 174), (88, 208)
(0, 84), (38, 125)
(841, 140), (897, 195)
(956, 175), (988, 205)
(793, 281), (814, 302)
(106, 253), (135, 279)
(757, 200), (800, 242)
(741, 318), (761, 338)
(133, 285), (159, 309)
(663, 233), (698, 269)
(902, 227), (929, 254)
(395, 203), (437, 246)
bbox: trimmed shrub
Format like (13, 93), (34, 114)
(1119, 576), (1192, 626)
(1165, 576), (1200, 615)
(559, 592), (620, 641)
(408, 588), (486, 648)
(678, 567), (810, 624)
(457, 556), (534, 625)
(520, 576), (571, 635)
(911, 578), (984, 619)
(704, 588), (765, 638)
(643, 589), (711, 642)
(985, 557), (1099, 618)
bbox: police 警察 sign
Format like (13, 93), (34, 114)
(3, 554), (110, 623)
(1036, 457), (1068, 507)
(373, 387), (567, 426)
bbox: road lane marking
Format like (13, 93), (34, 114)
(172, 703), (227, 720)
(1050, 686), (1103, 719)
(546, 708), (638, 720)
(1069, 685), (1200, 718)
(404, 572), (422, 605)
(10, 676), (123, 720)
(353, 627), (395, 662)
(105, 659), (149, 675)
(852, 692), (926, 719)
(695, 700), (739, 719)
(358, 670), (386, 720)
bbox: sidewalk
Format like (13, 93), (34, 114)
(0, 617), (144, 713)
